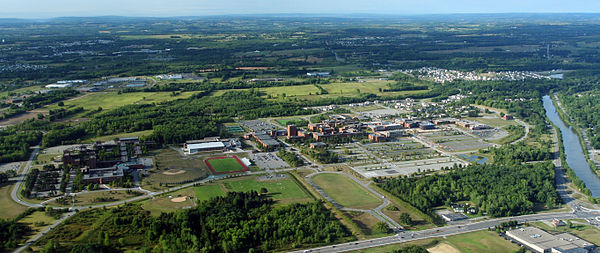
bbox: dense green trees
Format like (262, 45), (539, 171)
(278, 149), (305, 167)
(379, 162), (560, 218)
(42, 90), (313, 147)
(558, 91), (600, 149)
(0, 127), (42, 163)
(39, 191), (350, 252)
(150, 191), (350, 252)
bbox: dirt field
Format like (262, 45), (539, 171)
(0, 110), (48, 126)
(427, 243), (460, 253)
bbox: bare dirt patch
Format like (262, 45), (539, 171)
(171, 196), (189, 203)
(162, 169), (186, 175)
(427, 243), (461, 253)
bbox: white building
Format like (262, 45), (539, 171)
(506, 227), (596, 253)
(184, 142), (225, 154)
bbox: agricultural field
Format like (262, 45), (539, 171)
(211, 80), (429, 101)
(44, 91), (199, 116)
(205, 156), (248, 173)
(311, 173), (382, 209)
(352, 230), (519, 253)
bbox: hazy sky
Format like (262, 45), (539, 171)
(3, 0), (600, 18)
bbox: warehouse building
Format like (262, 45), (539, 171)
(506, 227), (596, 253)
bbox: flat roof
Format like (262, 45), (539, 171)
(187, 142), (225, 150)
(506, 227), (594, 251)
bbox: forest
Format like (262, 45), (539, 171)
(379, 162), (560, 218)
(38, 191), (352, 252)
(558, 91), (600, 149)
(0, 127), (42, 163)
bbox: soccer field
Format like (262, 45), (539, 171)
(205, 156), (248, 173)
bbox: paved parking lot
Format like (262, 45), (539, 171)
(240, 120), (279, 132)
(250, 152), (289, 170)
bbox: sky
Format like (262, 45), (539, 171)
(2, 0), (600, 19)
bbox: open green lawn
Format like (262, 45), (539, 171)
(444, 230), (519, 253)
(44, 91), (198, 115)
(210, 80), (429, 101)
(81, 130), (153, 143)
(224, 177), (312, 204)
(141, 187), (197, 216)
(311, 173), (382, 209)
(50, 190), (144, 207)
(352, 230), (518, 253)
(466, 116), (518, 128)
(206, 157), (246, 173)
(19, 211), (59, 240)
(0, 183), (29, 219)
(194, 184), (226, 202)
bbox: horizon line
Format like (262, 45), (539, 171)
(3, 12), (600, 21)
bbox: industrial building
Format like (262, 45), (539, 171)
(506, 227), (596, 253)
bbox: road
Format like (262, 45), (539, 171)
(290, 124), (600, 253)
(289, 212), (600, 253)
(10, 144), (43, 208)
(305, 170), (402, 230)
(13, 212), (76, 253)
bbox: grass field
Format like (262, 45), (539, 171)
(81, 130), (153, 143)
(311, 173), (382, 209)
(141, 176), (311, 214)
(145, 148), (211, 190)
(50, 190), (143, 207)
(343, 211), (388, 237)
(224, 177), (312, 205)
(352, 230), (518, 253)
(210, 80), (429, 101)
(141, 187), (198, 216)
(19, 211), (59, 240)
(44, 91), (198, 116)
(194, 184), (226, 202)
(205, 156), (248, 173)
(466, 116), (518, 128)
(0, 183), (29, 219)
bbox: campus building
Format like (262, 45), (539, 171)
(506, 227), (596, 253)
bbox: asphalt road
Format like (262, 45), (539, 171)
(289, 212), (600, 253)
(10, 144), (43, 208)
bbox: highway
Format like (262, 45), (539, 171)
(289, 211), (600, 253)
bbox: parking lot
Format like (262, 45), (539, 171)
(419, 130), (492, 152)
(240, 120), (279, 132)
(352, 157), (462, 178)
(250, 152), (289, 170)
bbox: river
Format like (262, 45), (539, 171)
(543, 95), (600, 197)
